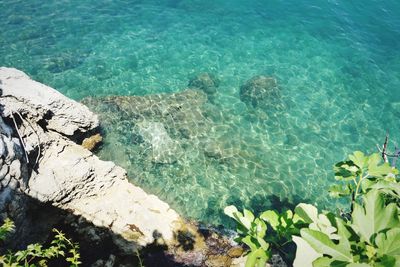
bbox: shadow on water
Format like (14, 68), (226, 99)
(223, 192), (311, 218)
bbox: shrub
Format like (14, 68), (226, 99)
(224, 151), (400, 267)
(0, 219), (81, 266)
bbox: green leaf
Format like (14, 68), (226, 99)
(236, 210), (254, 230)
(312, 256), (334, 267)
(367, 153), (381, 169)
(345, 263), (371, 267)
(292, 236), (321, 267)
(257, 236), (269, 251)
(329, 184), (351, 198)
(224, 205), (239, 219)
(352, 190), (400, 243)
(292, 213), (303, 224)
(365, 245), (376, 260)
(300, 228), (352, 262)
(335, 218), (352, 251)
(260, 210), (279, 230)
(368, 180), (400, 198)
(244, 209), (255, 223)
(295, 203), (318, 224)
(0, 218), (15, 241)
(310, 213), (339, 239)
(254, 218), (267, 239)
(376, 228), (400, 257)
(349, 151), (367, 169)
(367, 153), (397, 178)
(242, 236), (258, 251)
(245, 248), (269, 267)
(375, 255), (398, 267)
(334, 161), (358, 181)
(368, 162), (395, 178)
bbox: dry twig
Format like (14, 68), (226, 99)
(10, 113), (29, 164)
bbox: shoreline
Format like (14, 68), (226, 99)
(0, 67), (245, 266)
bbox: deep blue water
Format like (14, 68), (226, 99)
(1, 0), (400, 225)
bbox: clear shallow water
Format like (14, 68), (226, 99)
(1, 0), (400, 226)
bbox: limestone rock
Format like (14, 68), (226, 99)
(230, 256), (246, 267)
(0, 67), (99, 137)
(205, 255), (232, 267)
(0, 68), (181, 254)
(239, 75), (279, 108)
(188, 73), (220, 95)
(82, 133), (103, 151)
(227, 246), (244, 258)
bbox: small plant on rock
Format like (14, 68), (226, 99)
(0, 219), (81, 266)
(224, 206), (270, 267)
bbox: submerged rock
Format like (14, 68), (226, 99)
(239, 75), (279, 108)
(137, 121), (182, 164)
(82, 89), (213, 165)
(83, 89), (209, 139)
(188, 72), (220, 95)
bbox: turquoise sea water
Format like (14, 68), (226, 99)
(1, 0), (400, 226)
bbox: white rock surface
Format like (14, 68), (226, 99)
(0, 67), (180, 251)
(0, 67), (99, 136)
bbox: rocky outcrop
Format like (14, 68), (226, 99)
(188, 73), (220, 95)
(0, 67), (180, 250)
(239, 75), (279, 108)
(0, 67), (241, 266)
(0, 116), (25, 193)
(0, 68), (98, 138)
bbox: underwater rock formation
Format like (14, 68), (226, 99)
(188, 72), (220, 95)
(137, 121), (183, 164)
(83, 89), (209, 138)
(239, 75), (279, 108)
(82, 89), (217, 165)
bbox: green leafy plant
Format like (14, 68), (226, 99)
(330, 151), (399, 208)
(224, 206), (308, 266)
(260, 209), (304, 245)
(259, 209), (306, 262)
(225, 151), (400, 267)
(224, 206), (270, 267)
(293, 190), (400, 267)
(0, 219), (81, 266)
(0, 218), (15, 241)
